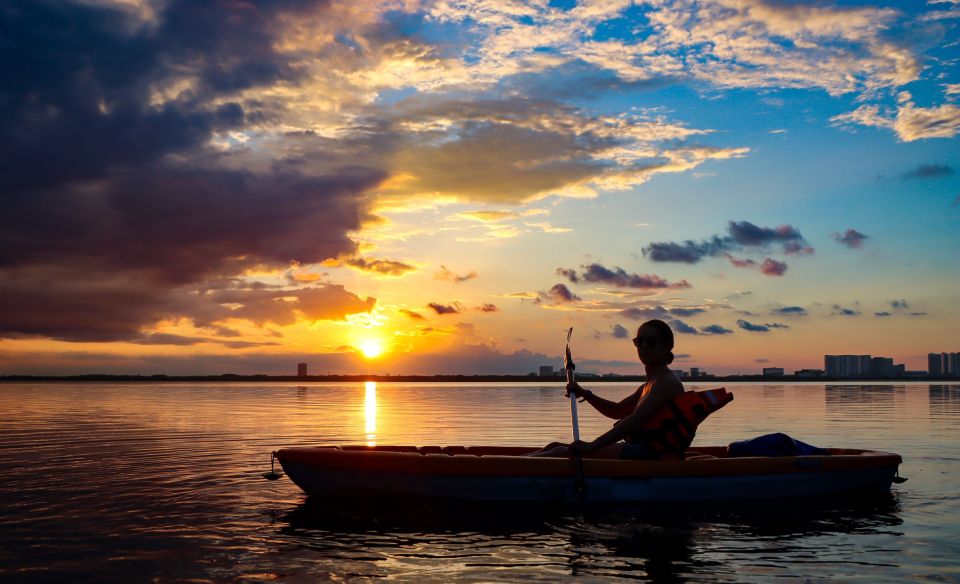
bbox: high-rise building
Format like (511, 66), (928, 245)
(539, 365), (555, 377)
(870, 357), (894, 378)
(825, 355), (871, 378)
(762, 367), (784, 377)
(947, 352), (960, 377)
(297, 362), (308, 377)
(929, 353), (943, 376)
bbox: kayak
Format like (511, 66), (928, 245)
(274, 445), (903, 504)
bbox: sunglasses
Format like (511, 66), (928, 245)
(632, 336), (661, 347)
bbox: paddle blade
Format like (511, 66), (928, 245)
(566, 327), (573, 343)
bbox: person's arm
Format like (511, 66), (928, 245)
(567, 381), (642, 420)
(581, 379), (682, 450)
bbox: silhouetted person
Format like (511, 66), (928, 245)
(530, 319), (684, 459)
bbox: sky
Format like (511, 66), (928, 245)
(1, 0), (959, 376)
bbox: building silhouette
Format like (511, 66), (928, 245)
(929, 352), (960, 377)
(825, 354), (905, 378)
(539, 365), (555, 377)
(297, 363), (308, 378)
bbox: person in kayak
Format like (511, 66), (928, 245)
(530, 319), (684, 459)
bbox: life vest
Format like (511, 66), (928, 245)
(628, 387), (734, 458)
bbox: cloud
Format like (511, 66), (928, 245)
(476, 303), (498, 313)
(832, 229), (869, 249)
(772, 306), (807, 316)
(669, 307), (706, 317)
(671, 320), (700, 335)
(725, 254), (757, 268)
(399, 309), (425, 321)
(556, 267), (579, 283)
(571, 263), (692, 289)
(620, 306), (671, 321)
(760, 258), (788, 276)
(891, 299), (910, 309)
(343, 257), (417, 276)
(901, 164), (954, 179)
(611, 324), (630, 339)
(702, 324), (733, 335)
(643, 221), (811, 268)
(832, 305), (861, 316)
(435, 265), (478, 283)
(428, 302), (461, 315)
(539, 284), (581, 304)
(875, 311), (892, 317)
(737, 320), (789, 332)
(832, 93), (960, 141)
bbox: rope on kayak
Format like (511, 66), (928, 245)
(262, 451), (283, 481)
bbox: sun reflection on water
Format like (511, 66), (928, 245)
(364, 381), (376, 446)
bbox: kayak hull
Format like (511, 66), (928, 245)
(275, 445), (902, 504)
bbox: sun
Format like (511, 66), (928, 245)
(357, 338), (385, 359)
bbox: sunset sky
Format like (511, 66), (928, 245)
(2, 0), (958, 376)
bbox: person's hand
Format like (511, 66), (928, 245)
(566, 381), (588, 400)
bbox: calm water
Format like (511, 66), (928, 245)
(1, 381), (958, 582)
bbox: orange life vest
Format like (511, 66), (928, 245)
(628, 387), (734, 458)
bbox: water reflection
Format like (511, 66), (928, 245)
(929, 384), (960, 416)
(278, 494), (902, 581)
(364, 381), (377, 446)
(825, 385), (900, 409)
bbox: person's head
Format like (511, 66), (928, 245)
(632, 319), (675, 367)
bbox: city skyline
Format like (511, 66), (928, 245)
(2, 0), (959, 376)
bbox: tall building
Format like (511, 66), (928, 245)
(870, 357), (894, 378)
(929, 353), (943, 376)
(947, 352), (960, 377)
(539, 365), (555, 377)
(762, 367), (784, 377)
(824, 355), (871, 378)
(297, 362), (308, 377)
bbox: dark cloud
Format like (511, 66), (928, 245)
(725, 254), (756, 268)
(736, 320), (788, 332)
(760, 258), (788, 276)
(643, 237), (727, 263)
(669, 307), (706, 317)
(399, 309), (425, 320)
(538, 284), (581, 304)
(831, 305), (860, 316)
(620, 306), (671, 321)
(832, 229), (869, 249)
(0, 0), (324, 194)
(643, 221), (811, 268)
(891, 299), (909, 309)
(901, 164), (953, 180)
(670, 320), (700, 334)
(874, 311), (891, 317)
(574, 263), (691, 289)
(0, 1), (393, 342)
(772, 306), (807, 316)
(428, 302), (461, 315)
(556, 267), (579, 283)
(702, 324), (733, 335)
(344, 257), (417, 276)
(755, 358), (770, 363)
(909, 312), (927, 317)
(476, 303), (499, 312)
(435, 265), (478, 283)
(611, 324), (630, 339)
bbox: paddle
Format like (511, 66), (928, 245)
(565, 327), (586, 502)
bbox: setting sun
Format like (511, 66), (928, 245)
(358, 338), (385, 359)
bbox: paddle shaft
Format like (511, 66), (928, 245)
(567, 364), (580, 442)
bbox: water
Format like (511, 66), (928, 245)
(1, 381), (958, 582)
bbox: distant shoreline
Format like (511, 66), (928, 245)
(1, 374), (953, 383)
